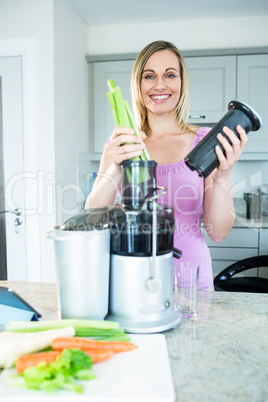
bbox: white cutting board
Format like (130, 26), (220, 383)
(0, 334), (176, 402)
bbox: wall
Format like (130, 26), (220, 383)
(0, 0), (90, 282)
(88, 15), (268, 55)
(54, 0), (89, 224)
(231, 160), (268, 198)
(0, 0), (55, 282)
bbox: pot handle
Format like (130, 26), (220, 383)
(172, 247), (182, 259)
(46, 231), (69, 241)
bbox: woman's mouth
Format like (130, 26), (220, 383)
(150, 94), (171, 103)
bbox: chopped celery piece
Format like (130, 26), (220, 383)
(8, 349), (95, 394)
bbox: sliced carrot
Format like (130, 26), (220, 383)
(52, 337), (138, 353)
(16, 351), (61, 373)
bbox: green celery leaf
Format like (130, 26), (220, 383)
(61, 348), (93, 374)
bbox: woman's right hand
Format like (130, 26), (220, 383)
(85, 128), (147, 209)
(105, 127), (147, 165)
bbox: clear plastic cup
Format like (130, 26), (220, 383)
(173, 262), (199, 317)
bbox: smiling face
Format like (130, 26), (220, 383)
(140, 49), (182, 117)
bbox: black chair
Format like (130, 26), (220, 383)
(214, 255), (268, 293)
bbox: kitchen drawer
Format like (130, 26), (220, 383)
(204, 228), (258, 248)
(259, 267), (268, 279)
(259, 229), (268, 254)
(209, 247), (258, 261)
(212, 260), (237, 277)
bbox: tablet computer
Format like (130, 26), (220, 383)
(0, 286), (42, 319)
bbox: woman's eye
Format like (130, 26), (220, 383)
(166, 73), (175, 78)
(144, 74), (154, 79)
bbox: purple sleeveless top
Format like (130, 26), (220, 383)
(156, 127), (213, 289)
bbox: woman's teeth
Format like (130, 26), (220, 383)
(151, 95), (170, 100)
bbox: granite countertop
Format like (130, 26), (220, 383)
(0, 280), (267, 401)
(166, 291), (268, 401)
(233, 213), (268, 228)
(200, 197), (268, 228)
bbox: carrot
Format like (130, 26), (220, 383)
(16, 351), (61, 373)
(83, 349), (114, 363)
(52, 337), (138, 353)
(16, 348), (115, 373)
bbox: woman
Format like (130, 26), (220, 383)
(85, 40), (248, 289)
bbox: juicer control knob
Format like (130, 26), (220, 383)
(146, 278), (162, 293)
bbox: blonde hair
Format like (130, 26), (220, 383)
(131, 40), (190, 134)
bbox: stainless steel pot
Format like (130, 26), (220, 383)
(243, 190), (262, 220)
(261, 181), (268, 216)
(47, 208), (110, 320)
(262, 194), (268, 216)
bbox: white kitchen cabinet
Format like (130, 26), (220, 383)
(205, 228), (259, 248)
(237, 55), (268, 153)
(88, 49), (268, 159)
(184, 56), (236, 124)
(204, 228), (259, 277)
(259, 228), (268, 254)
(259, 229), (268, 279)
(93, 60), (134, 153)
(91, 56), (237, 153)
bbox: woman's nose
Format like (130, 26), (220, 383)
(155, 77), (166, 91)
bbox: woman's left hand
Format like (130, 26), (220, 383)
(212, 125), (248, 179)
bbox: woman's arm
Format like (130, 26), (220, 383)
(203, 125), (248, 243)
(85, 127), (146, 209)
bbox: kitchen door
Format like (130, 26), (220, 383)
(0, 56), (27, 280)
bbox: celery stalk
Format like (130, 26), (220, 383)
(107, 78), (116, 91)
(4, 320), (132, 343)
(106, 78), (151, 186)
(106, 79), (150, 162)
(5, 319), (120, 331)
(113, 87), (130, 127)
(124, 101), (150, 161)
(106, 92), (120, 126)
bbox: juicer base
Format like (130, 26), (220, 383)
(106, 309), (182, 333)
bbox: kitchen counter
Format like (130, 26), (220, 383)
(201, 199), (268, 229)
(233, 213), (268, 228)
(0, 281), (268, 401)
(233, 197), (268, 228)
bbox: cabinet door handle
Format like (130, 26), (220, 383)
(189, 114), (206, 119)
(0, 208), (22, 216)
